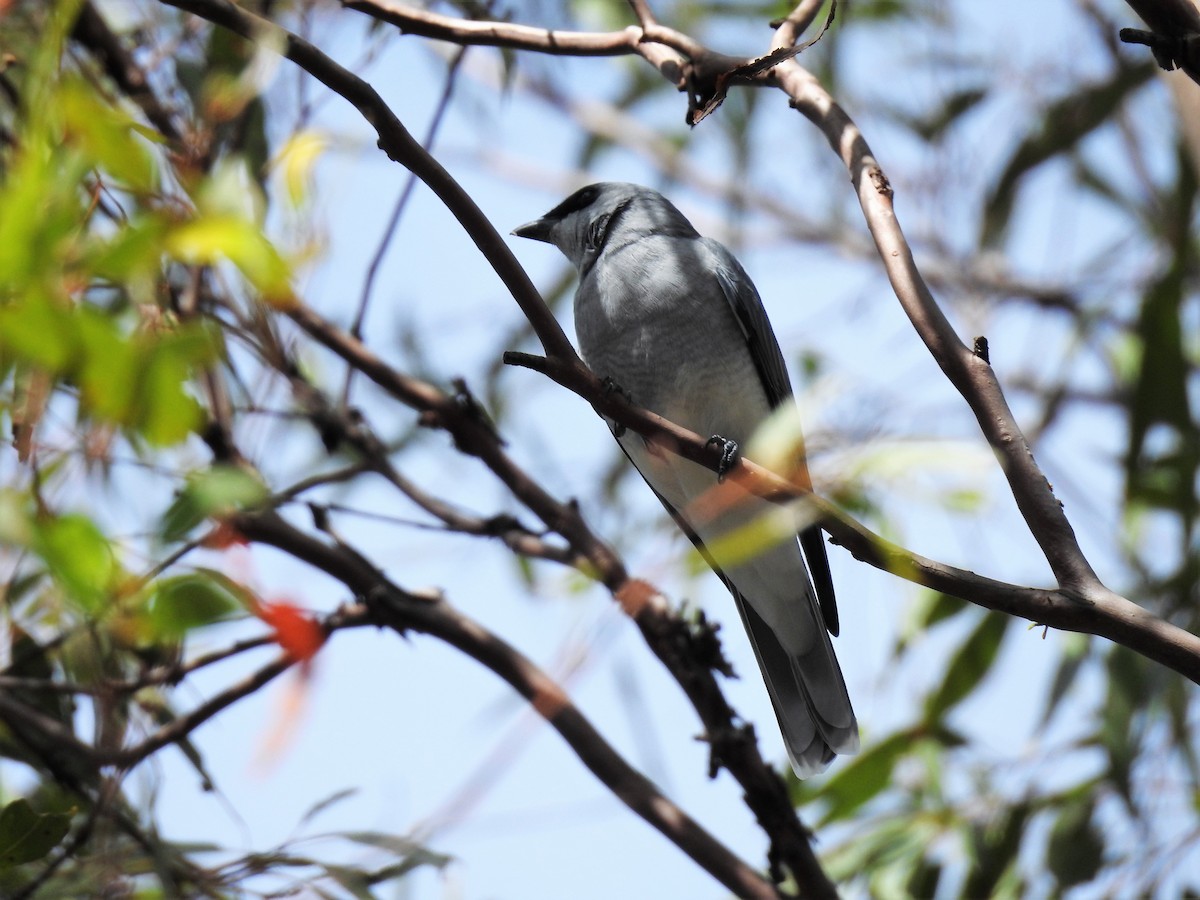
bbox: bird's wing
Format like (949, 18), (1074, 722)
(704, 240), (840, 637)
(617, 438), (857, 774)
(705, 242), (793, 408)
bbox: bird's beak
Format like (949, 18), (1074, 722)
(511, 217), (555, 244)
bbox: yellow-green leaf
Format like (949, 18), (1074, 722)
(273, 130), (327, 206)
(159, 466), (269, 543)
(167, 215), (292, 303)
(59, 78), (158, 194)
(33, 513), (117, 613)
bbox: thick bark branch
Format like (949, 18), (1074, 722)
(231, 509), (797, 900)
(147, 10), (836, 887)
(770, 61), (1099, 593)
(1120, 0), (1200, 84)
(503, 354), (1200, 684)
(146, 1), (1200, 895)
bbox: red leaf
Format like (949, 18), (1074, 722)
(201, 519), (248, 549)
(255, 599), (324, 664)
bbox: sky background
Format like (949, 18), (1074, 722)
(88, 0), (1197, 896)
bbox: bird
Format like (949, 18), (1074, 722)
(513, 182), (857, 777)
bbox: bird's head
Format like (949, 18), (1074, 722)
(513, 182), (696, 275)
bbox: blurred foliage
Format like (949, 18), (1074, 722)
(0, 0), (1197, 897)
(0, 2), (416, 896)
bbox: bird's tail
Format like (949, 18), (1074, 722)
(732, 588), (858, 778)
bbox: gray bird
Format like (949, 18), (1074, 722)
(514, 182), (857, 777)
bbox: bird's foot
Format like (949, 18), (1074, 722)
(601, 376), (633, 437)
(706, 434), (739, 482)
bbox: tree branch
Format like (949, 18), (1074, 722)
(346, 1), (1180, 676)
(150, 2), (834, 885)
(769, 60), (1101, 592)
(148, 2), (1200, 894)
(159, 0), (579, 364)
(104, 652), (297, 769)
(343, 0), (703, 67)
(1120, 0), (1200, 84)
(502, 353), (1200, 683)
(276, 302), (838, 887)
(230, 509), (800, 900)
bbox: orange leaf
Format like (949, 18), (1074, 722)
(255, 599), (324, 664)
(201, 519), (248, 550)
(252, 670), (311, 773)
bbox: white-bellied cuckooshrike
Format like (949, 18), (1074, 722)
(514, 182), (857, 777)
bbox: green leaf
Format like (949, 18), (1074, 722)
(319, 864), (375, 900)
(903, 86), (987, 142)
(981, 60), (1155, 247)
(690, 500), (818, 575)
(272, 131), (327, 207)
(76, 305), (138, 422)
(816, 731), (912, 825)
(962, 803), (1031, 898)
(1099, 646), (1147, 807)
(0, 490), (33, 546)
(913, 591), (969, 630)
(159, 466), (269, 544)
(0, 800), (71, 869)
(1124, 140), (1200, 529)
(340, 832), (453, 884)
(298, 789), (360, 829)
(134, 343), (206, 446)
(0, 142), (89, 294)
(147, 572), (242, 639)
(0, 294), (78, 372)
(342, 832), (452, 867)
(822, 814), (933, 888)
(924, 612), (1009, 722)
(58, 77), (157, 193)
(905, 856), (942, 898)
(1039, 632), (1089, 726)
(0, 297), (216, 445)
(84, 214), (170, 299)
(1047, 796), (1104, 890)
(32, 513), (117, 613)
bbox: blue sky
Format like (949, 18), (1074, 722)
(127, 1), (1200, 897)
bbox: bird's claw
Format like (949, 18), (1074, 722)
(601, 376), (633, 437)
(601, 376), (633, 403)
(706, 434), (739, 482)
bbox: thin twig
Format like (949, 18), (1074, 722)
(104, 651), (297, 767)
(160, 0), (581, 363)
(345, 41), (468, 389)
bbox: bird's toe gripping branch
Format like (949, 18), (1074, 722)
(706, 434), (739, 482)
(601, 375), (634, 437)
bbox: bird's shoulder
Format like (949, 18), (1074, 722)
(590, 231), (729, 294)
